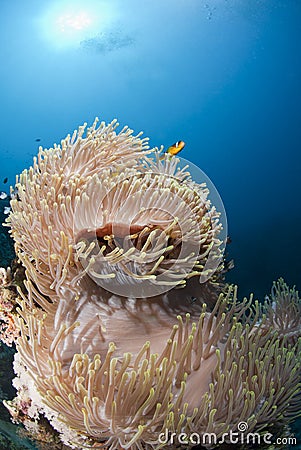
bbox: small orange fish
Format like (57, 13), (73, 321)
(160, 140), (185, 160)
(166, 140), (185, 156)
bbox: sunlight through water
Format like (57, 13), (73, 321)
(40, 0), (116, 49)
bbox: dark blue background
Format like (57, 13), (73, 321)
(0, 0), (300, 301)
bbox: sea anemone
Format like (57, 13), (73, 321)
(8, 118), (224, 300)
(3, 119), (301, 449)
(262, 278), (301, 345)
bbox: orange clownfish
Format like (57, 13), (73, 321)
(166, 140), (185, 156)
(160, 140), (185, 160)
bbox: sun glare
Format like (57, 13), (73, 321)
(40, 1), (116, 49)
(56, 12), (92, 33)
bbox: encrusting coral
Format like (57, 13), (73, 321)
(1, 118), (301, 449)
(0, 267), (21, 347)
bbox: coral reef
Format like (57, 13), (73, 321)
(0, 267), (21, 347)
(0, 119), (300, 449)
(0, 196), (15, 268)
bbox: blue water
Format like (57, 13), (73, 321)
(0, 0), (300, 297)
